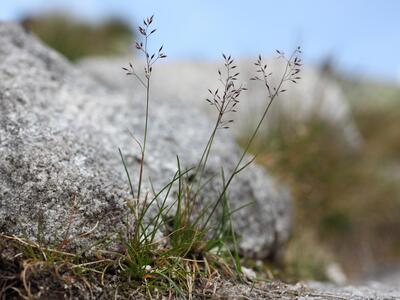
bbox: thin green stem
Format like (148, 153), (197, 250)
(193, 65), (231, 190)
(137, 34), (151, 201)
(202, 54), (294, 230)
(202, 98), (274, 229)
(195, 116), (221, 182)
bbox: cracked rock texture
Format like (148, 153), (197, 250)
(0, 23), (291, 258)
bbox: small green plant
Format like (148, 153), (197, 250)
(118, 15), (302, 297)
(0, 15), (301, 299)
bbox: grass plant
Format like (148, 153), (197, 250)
(1, 15), (301, 299)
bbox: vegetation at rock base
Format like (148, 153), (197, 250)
(1, 15), (302, 299)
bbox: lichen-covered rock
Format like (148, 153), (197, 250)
(0, 23), (291, 258)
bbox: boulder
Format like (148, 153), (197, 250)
(0, 23), (291, 258)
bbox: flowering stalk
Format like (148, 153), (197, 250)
(122, 15), (167, 202)
(202, 47), (302, 229)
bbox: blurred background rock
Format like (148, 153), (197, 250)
(1, 0), (400, 286)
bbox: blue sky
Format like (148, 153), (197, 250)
(1, 0), (399, 81)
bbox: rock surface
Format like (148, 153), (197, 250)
(200, 280), (400, 299)
(209, 274), (400, 299)
(79, 56), (362, 149)
(304, 281), (400, 300)
(0, 23), (291, 258)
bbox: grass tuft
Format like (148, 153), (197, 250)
(1, 15), (302, 298)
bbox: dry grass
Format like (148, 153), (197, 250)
(0, 233), (241, 299)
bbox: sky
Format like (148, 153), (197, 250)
(1, 0), (399, 82)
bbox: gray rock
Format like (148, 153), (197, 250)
(213, 279), (400, 299)
(304, 281), (400, 300)
(0, 23), (291, 258)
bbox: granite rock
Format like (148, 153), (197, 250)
(0, 23), (291, 258)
